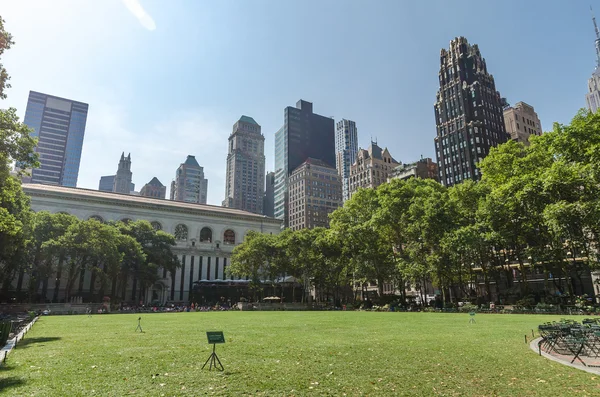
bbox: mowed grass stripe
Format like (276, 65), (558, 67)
(0, 312), (597, 396)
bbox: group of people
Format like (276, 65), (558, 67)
(116, 301), (236, 313)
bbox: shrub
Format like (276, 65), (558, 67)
(459, 304), (479, 313)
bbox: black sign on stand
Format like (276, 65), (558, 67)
(202, 331), (224, 371)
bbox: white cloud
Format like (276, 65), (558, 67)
(121, 0), (156, 31)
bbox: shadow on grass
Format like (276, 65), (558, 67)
(0, 376), (25, 391)
(16, 336), (61, 349)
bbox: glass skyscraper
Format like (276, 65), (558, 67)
(23, 91), (89, 187)
(274, 100), (335, 228)
(335, 119), (358, 202)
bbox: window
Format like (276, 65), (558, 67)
(224, 230), (236, 244)
(151, 221), (162, 231)
(89, 215), (104, 223)
(200, 227), (212, 243)
(174, 224), (188, 240)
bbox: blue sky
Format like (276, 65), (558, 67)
(1, 0), (595, 205)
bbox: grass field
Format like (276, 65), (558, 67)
(0, 312), (598, 396)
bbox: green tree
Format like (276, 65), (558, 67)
(26, 211), (78, 302)
(330, 188), (396, 300)
(115, 220), (179, 302)
(0, 16), (14, 100)
(42, 219), (121, 302)
(0, 14), (39, 300)
(229, 230), (275, 300)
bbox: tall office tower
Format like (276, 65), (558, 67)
(263, 171), (275, 217)
(587, 11), (600, 113)
(170, 155), (208, 204)
(22, 91), (88, 186)
(140, 177), (166, 199)
(113, 152), (133, 194)
(348, 141), (399, 199)
(434, 37), (508, 187)
(288, 158), (342, 231)
(503, 102), (542, 145)
(222, 116), (265, 214)
(335, 119), (359, 202)
(274, 100), (335, 228)
(98, 174), (134, 192)
(98, 175), (115, 192)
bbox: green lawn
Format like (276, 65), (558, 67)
(0, 312), (598, 396)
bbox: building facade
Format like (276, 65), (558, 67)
(349, 142), (399, 198)
(222, 116), (265, 214)
(587, 12), (600, 113)
(98, 175), (115, 192)
(288, 158), (342, 231)
(335, 119), (359, 202)
(98, 175), (134, 193)
(274, 100), (335, 228)
(502, 102), (542, 145)
(22, 91), (89, 187)
(20, 184), (281, 304)
(113, 152), (133, 194)
(389, 157), (439, 182)
(263, 171), (275, 218)
(170, 155), (208, 204)
(140, 177), (166, 199)
(434, 37), (508, 187)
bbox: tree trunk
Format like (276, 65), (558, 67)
(110, 275), (118, 302)
(131, 276), (137, 302)
(377, 276), (384, 301)
(88, 262), (98, 299)
(53, 255), (65, 303)
(120, 272), (128, 302)
(41, 277), (49, 303)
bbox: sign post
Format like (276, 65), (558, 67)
(202, 331), (224, 371)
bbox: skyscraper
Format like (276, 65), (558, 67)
(98, 175), (115, 192)
(23, 91), (89, 186)
(503, 101), (542, 145)
(263, 171), (275, 217)
(113, 152), (133, 194)
(140, 177), (166, 199)
(335, 119), (359, 202)
(586, 10), (600, 113)
(170, 155), (208, 204)
(98, 174), (134, 193)
(274, 100), (335, 227)
(222, 116), (265, 214)
(434, 37), (508, 187)
(288, 158), (342, 231)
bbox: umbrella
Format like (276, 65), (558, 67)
(263, 296), (282, 301)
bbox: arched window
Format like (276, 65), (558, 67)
(174, 224), (188, 240)
(200, 227), (212, 243)
(151, 221), (162, 231)
(121, 218), (133, 224)
(89, 215), (104, 223)
(224, 229), (235, 245)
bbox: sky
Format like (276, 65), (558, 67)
(0, 0), (596, 205)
